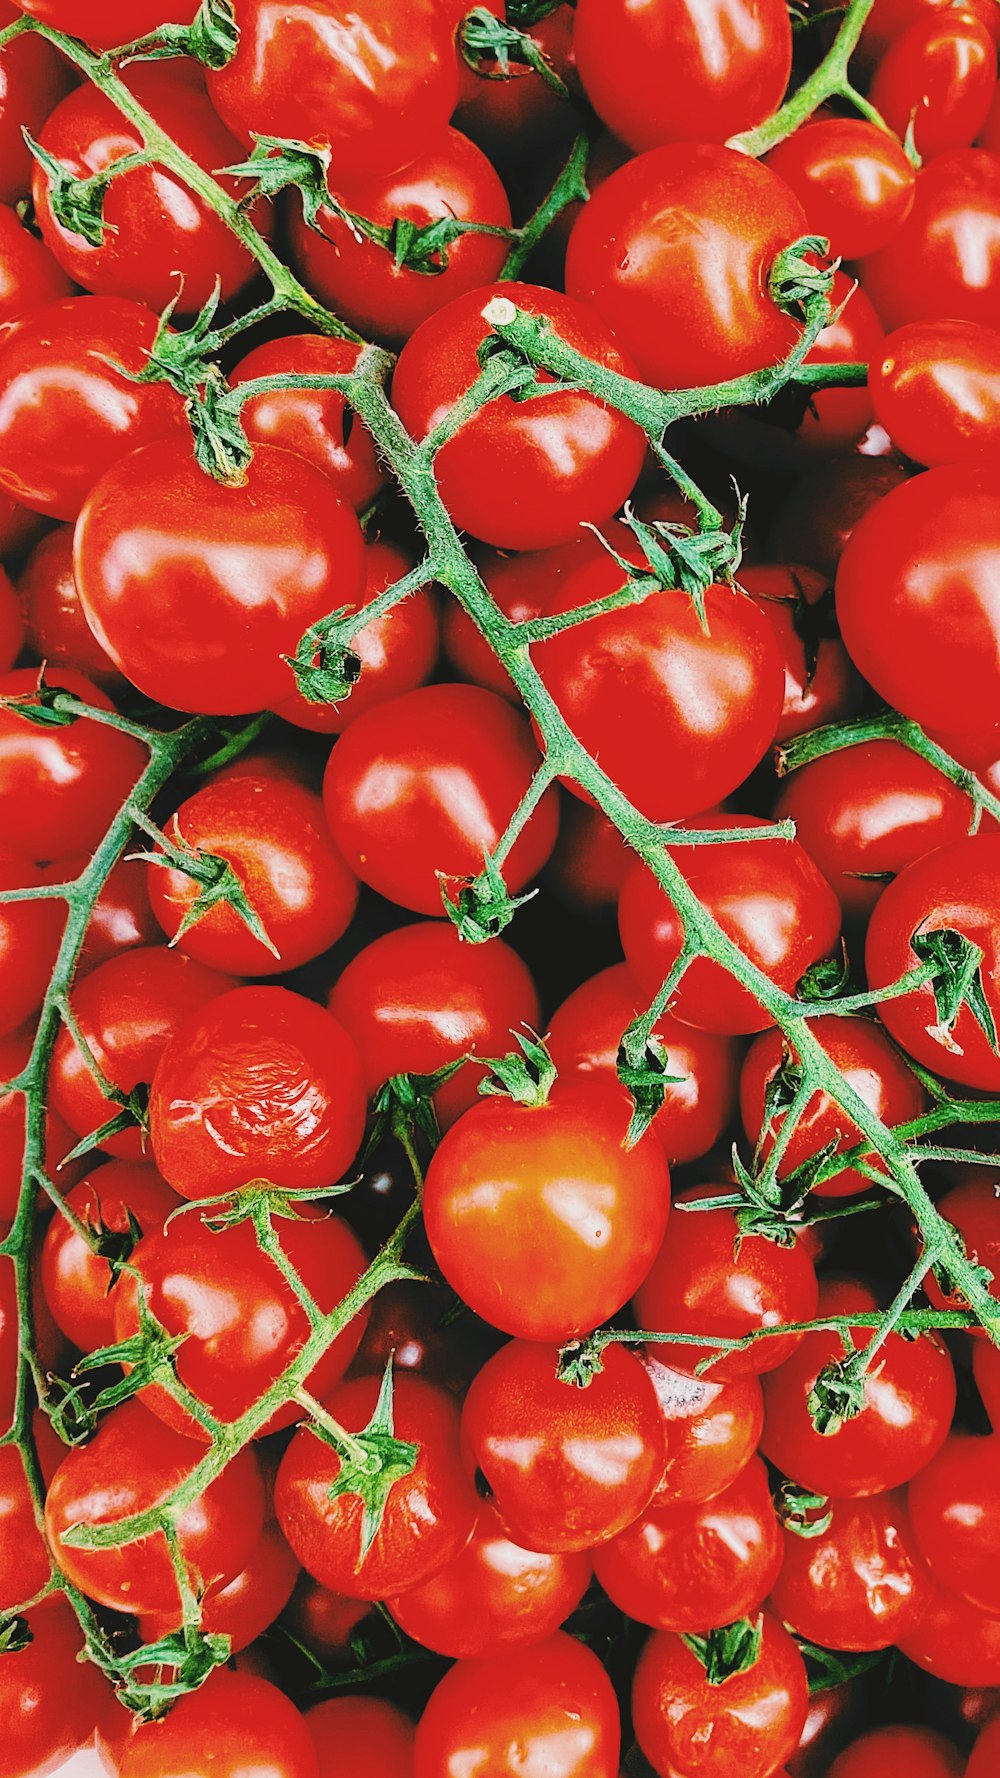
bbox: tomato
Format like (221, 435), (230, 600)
(0, 486), (43, 561)
(0, 668), (145, 864)
(45, 1396), (265, 1615)
(76, 438), (367, 718)
(392, 282), (646, 550)
(634, 1193), (819, 1380)
(454, 6), (577, 180)
(148, 986), (367, 1201)
(423, 1081), (671, 1342)
(565, 144), (809, 390)
(770, 1489), (933, 1651)
(230, 336), (385, 515)
(618, 819), (843, 1036)
(865, 832), (1000, 1091)
(40, 1160), (180, 1351)
(49, 946), (234, 1161)
(573, 0), (791, 152)
(737, 562), (862, 743)
(413, 1632), (620, 1778)
(773, 740), (977, 924)
(0, 1027), (84, 1224)
(0, 1596), (109, 1778)
(442, 540), (574, 704)
(322, 683), (559, 917)
(328, 919), (540, 1130)
(34, 64), (270, 314)
(545, 798), (634, 914)
(387, 1499), (591, 1659)
(351, 1279), (493, 1400)
(793, 272), (884, 452)
(899, 1577), (1000, 1683)
(209, 0), (458, 184)
(106, 1669), (318, 1778)
(871, 318), (1000, 466)
(829, 1725), (964, 1778)
(146, 765), (358, 976)
(275, 1373), (478, 1601)
(760, 1277), (956, 1495)
(306, 1698), (414, 1778)
(926, 1178), (1000, 1327)
(0, 1414), (63, 1613)
(861, 149), (1000, 329)
(0, 562), (19, 672)
(11, 1), (197, 46)
(0, 204), (72, 330)
(908, 1432), (1000, 1615)
(644, 1354), (764, 1506)
(632, 1612), (808, 1778)
(870, 10), (996, 161)
(66, 854), (159, 969)
(137, 1520), (300, 1654)
(770, 454), (910, 577)
(0, 4), (73, 207)
(0, 852), (63, 1039)
(970, 1716), (1000, 1777)
(284, 1575), (371, 1660)
(764, 118), (916, 260)
(15, 528), (119, 689)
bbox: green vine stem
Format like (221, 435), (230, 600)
(777, 709), (1000, 829)
(728, 0), (886, 156)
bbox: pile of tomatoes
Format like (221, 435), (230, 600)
(4, 1), (1000, 1777)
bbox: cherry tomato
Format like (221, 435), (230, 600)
(328, 919), (540, 1130)
(770, 1489), (933, 1651)
(284, 1575), (371, 1661)
(351, 1278), (493, 1400)
(137, 1520), (300, 1655)
(900, 1576), (1000, 1683)
(0, 203), (72, 329)
(230, 335), (385, 514)
(870, 9), (996, 161)
(0, 668), (145, 864)
(908, 1432), (1000, 1614)
(794, 272), (884, 452)
(925, 1177), (1000, 1323)
(454, 5), (577, 181)
(45, 1396), (265, 1614)
(391, 282), (646, 550)
(545, 797), (634, 913)
(0, 851), (62, 1039)
(40, 1160), (180, 1351)
(67, 853), (159, 969)
(737, 562), (863, 743)
(0, 561), (19, 671)
(275, 1372), (478, 1600)
(861, 148), (1000, 329)
(423, 1081), (671, 1342)
(871, 318), (1000, 465)
(413, 1632), (621, 1778)
(0, 1026), (84, 1223)
(149, 986), (367, 1201)
(644, 1353), (764, 1506)
(322, 683), (559, 917)
(770, 454), (910, 577)
(618, 819), (843, 1036)
(15, 527), (120, 689)
(829, 1725), (964, 1778)
(0, 1596), (110, 1778)
(975, 1332), (1000, 1426)
(565, 144), (809, 390)
(306, 1697), (414, 1778)
(969, 1715), (1000, 1777)
(632, 1612), (808, 1778)
(761, 1277), (956, 1495)
(11, 1), (196, 45)
(0, 1414), (63, 1612)
(106, 1668), (318, 1778)
(0, 485), (43, 560)
(764, 118), (916, 260)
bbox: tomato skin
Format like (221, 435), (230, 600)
(306, 1698), (414, 1778)
(908, 1433), (1000, 1614)
(0, 852), (63, 1039)
(761, 1278), (956, 1496)
(737, 562), (863, 743)
(794, 273), (884, 452)
(11, 1), (196, 45)
(632, 1612), (808, 1778)
(0, 668), (145, 864)
(565, 144), (808, 391)
(829, 1725), (964, 1778)
(764, 118), (915, 260)
(0, 1027), (84, 1223)
(284, 1575), (371, 1659)
(45, 1397), (266, 1615)
(861, 149), (1000, 329)
(871, 319), (1000, 466)
(40, 1161), (180, 1352)
(454, 5), (577, 180)
(392, 282), (646, 551)
(870, 10), (996, 161)
(969, 1716), (1000, 1777)
(323, 683), (559, 917)
(443, 540), (570, 703)
(230, 336), (385, 515)
(0, 6), (74, 208)
(15, 528), (120, 689)
(149, 986), (367, 1201)
(387, 1499), (591, 1659)
(925, 1178), (1000, 1321)
(0, 561), (19, 671)
(424, 1082), (671, 1343)
(634, 1194), (819, 1381)
(618, 819), (843, 1036)
(275, 1373), (478, 1601)
(900, 1578), (1000, 1683)
(770, 1490), (933, 1651)
(644, 1354), (764, 1506)
(137, 1520), (300, 1655)
(328, 919), (540, 1130)
(0, 1596), (110, 1778)
(413, 1632), (621, 1778)
(106, 1668), (319, 1778)
(0, 204), (72, 329)
(0, 1415), (63, 1613)
(68, 853), (160, 969)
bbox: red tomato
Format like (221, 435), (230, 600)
(107, 1668), (318, 1778)
(0, 5), (73, 208)
(306, 1698), (414, 1778)
(925, 1177), (1000, 1323)
(0, 1596), (109, 1778)
(15, 527), (119, 689)
(632, 1612), (808, 1778)
(0, 668), (145, 863)
(795, 272), (884, 452)
(0, 1026), (84, 1223)
(565, 143), (809, 390)
(0, 1414), (63, 1612)
(970, 1716), (1000, 1777)
(975, 1333), (1000, 1426)
(148, 986), (367, 1201)
(829, 1725), (964, 1778)
(909, 1433), (1000, 1614)
(618, 819), (843, 1036)
(351, 1279), (492, 1400)
(328, 919), (540, 1130)
(0, 561), (19, 671)
(69, 853), (160, 969)
(322, 683), (559, 917)
(40, 1160), (180, 1351)
(737, 562), (863, 743)
(861, 148), (1000, 329)
(137, 1520), (300, 1655)
(764, 118), (916, 260)
(0, 203), (72, 328)
(45, 1397), (265, 1615)
(644, 1353), (765, 1506)
(391, 282), (646, 550)
(454, 5), (577, 180)
(423, 1082), (671, 1342)
(770, 1490), (933, 1651)
(275, 1373), (478, 1601)
(900, 1577), (1000, 1683)
(0, 851), (62, 1039)
(761, 1277), (956, 1496)
(770, 454), (910, 577)
(870, 9), (996, 161)
(871, 318), (1000, 465)
(545, 798), (634, 914)
(634, 1193), (820, 1380)
(231, 336), (385, 514)
(0, 486), (43, 559)
(413, 1632), (620, 1778)
(442, 539), (574, 703)
(11, 1), (196, 45)
(284, 1575), (371, 1659)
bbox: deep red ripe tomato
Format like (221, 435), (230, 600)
(67, 853), (160, 969)
(34, 63), (270, 314)
(545, 798), (634, 914)
(0, 486), (43, 559)
(275, 1372), (478, 1601)
(969, 1715), (1000, 1778)
(900, 1576), (1000, 1683)
(0, 1596), (109, 1778)
(328, 919), (540, 1130)
(618, 820), (843, 1036)
(0, 1027), (84, 1223)
(829, 1725), (964, 1778)
(391, 282), (646, 550)
(736, 562), (862, 744)
(49, 946), (234, 1161)
(306, 1698), (414, 1778)
(11, 1), (197, 45)
(0, 1414), (63, 1613)
(460, 1338), (666, 1553)
(770, 454), (910, 578)
(454, 5), (577, 180)
(284, 1575), (371, 1660)
(149, 986), (367, 1201)
(975, 1335), (1000, 1430)
(45, 1396), (265, 1615)
(276, 540), (440, 737)
(861, 149), (1000, 328)
(230, 335), (384, 515)
(322, 683), (559, 917)
(210, 0), (458, 184)
(865, 832), (1000, 1091)
(423, 1082), (671, 1342)
(0, 562), (19, 670)
(634, 1193), (819, 1381)
(980, 78), (1000, 150)
(0, 851), (63, 1039)
(40, 1161), (179, 1351)
(442, 538), (578, 703)
(870, 9), (996, 161)
(0, 668), (145, 864)
(773, 740), (977, 924)
(739, 1015), (927, 1200)
(75, 437), (367, 717)
(0, 7), (75, 209)
(595, 1452), (782, 1632)
(925, 1178), (1000, 1323)
(114, 1204), (368, 1438)
(387, 1498), (591, 1659)
(15, 527), (119, 689)
(413, 1632), (621, 1778)
(770, 1489), (933, 1651)
(761, 1277), (956, 1496)
(288, 128), (512, 348)
(764, 118), (916, 260)
(573, 0), (791, 153)
(871, 319), (1000, 465)
(0, 296), (186, 521)
(644, 1354), (765, 1506)
(0, 203), (72, 328)
(565, 144), (809, 391)
(794, 272), (884, 452)
(146, 766), (358, 976)
(137, 1520), (300, 1655)
(632, 1612), (808, 1778)
(908, 1433), (1000, 1614)
(107, 1668), (318, 1778)
(352, 1279), (492, 1400)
